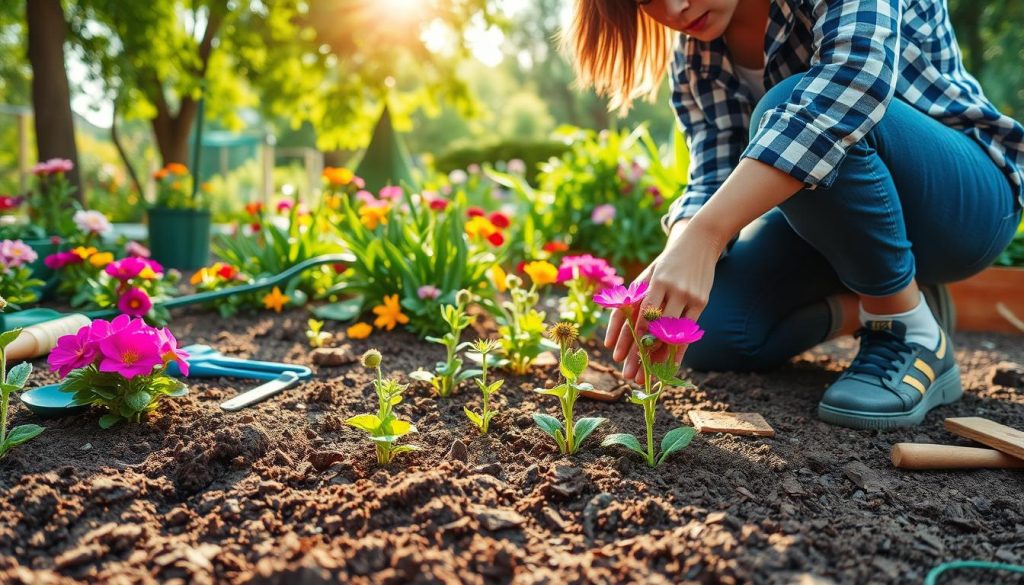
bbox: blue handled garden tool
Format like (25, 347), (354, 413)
(165, 344), (312, 381)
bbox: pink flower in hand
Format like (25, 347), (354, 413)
(97, 330), (164, 379)
(48, 325), (98, 376)
(648, 317), (704, 346)
(593, 281), (649, 309)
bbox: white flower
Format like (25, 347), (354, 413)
(448, 169), (468, 185)
(73, 210), (112, 236)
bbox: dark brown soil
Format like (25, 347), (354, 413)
(1, 309), (1023, 584)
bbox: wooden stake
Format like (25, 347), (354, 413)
(891, 443), (1024, 470)
(944, 417), (1024, 461)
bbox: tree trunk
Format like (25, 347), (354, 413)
(26, 0), (82, 198)
(111, 97), (143, 197)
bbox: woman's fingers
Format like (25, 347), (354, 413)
(604, 307), (625, 349)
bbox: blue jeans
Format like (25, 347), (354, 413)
(683, 73), (1023, 372)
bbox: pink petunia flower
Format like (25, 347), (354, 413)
(355, 190), (378, 206)
(591, 204), (616, 226)
(73, 210), (112, 235)
(48, 325), (99, 377)
(0, 240), (39, 268)
(124, 241), (151, 258)
(97, 330), (164, 379)
(118, 287), (153, 317)
(417, 285), (441, 300)
(378, 186), (403, 201)
(105, 257), (146, 281)
(557, 254), (623, 289)
(157, 327), (190, 376)
(593, 281), (649, 309)
(648, 317), (705, 346)
(44, 251), (82, 270)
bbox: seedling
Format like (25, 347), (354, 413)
(305, 318), (333, 348)
(464, 339), (503, 434)
(346, 350), (419, 465)
(410, 291), (481, 397)
(595, 285), (703, 467)
(0, 298), (45, 458)
(532, 322), (606, 454)
(494, 275), (550, 374)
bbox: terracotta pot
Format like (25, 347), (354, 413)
(948, 266), (1024, 334)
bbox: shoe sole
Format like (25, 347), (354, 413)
(817, 366), (963, 430)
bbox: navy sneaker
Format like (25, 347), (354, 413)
(817, 320), (962, 430)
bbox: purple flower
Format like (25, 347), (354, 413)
(648, 317), (705, 346)
(417, 285), (441, 300)
(97, 330), (164, 379)
(591, 204), (616, 226)
(44, 251), (82, 270)
(593, 281), (649, 309)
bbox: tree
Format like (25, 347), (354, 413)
(26, 0), (82, 193)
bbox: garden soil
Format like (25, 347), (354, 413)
(1, 310), (1023, 585)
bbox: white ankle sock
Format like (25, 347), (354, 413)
(860, 292), (940, 349)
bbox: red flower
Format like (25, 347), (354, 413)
(250, 222), (261, 232)
(487, 232), (505, 247)
(489, 212), (510, 229)
(217, 264), (239, 280)
(543, 241), (569, 253)
(428, 198), (449, 212)
(245, 202), (263, 216)
(466, 207), (486, 218)
(516, 260), (527, 273)
(332, 263), (348, 273)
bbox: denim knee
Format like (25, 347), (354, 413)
(684, 314), (777, 373)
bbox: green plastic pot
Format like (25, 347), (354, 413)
(24, 237), (59, 281)
(147, 207), (211, 270)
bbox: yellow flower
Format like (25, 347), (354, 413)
(346, 322), (373, 339)
(138, 266), (159, 280)
(464, 216), (497, 239)
(72, 246), (98, 260)
(359, 204), (390, 230)
(88, 252), (114, 268)
(523, 261), (558, 287)
(190, 268), (209, 285)
(372, 294), (409, 331)
(490, 264), (508, 293)
(521, 310), (546, 333)
(263, 286), (289, 313)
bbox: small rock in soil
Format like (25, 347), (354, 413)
(310, 346), (356, 367)
(843, 461), (886, 493)
(308, 451), (346, 472)
(990, 361), (1024, 387)
(447, 440), (469, 463)
(549, 466), (586, 498)
(583, 493), (613, 538)
(472, 462), (502, 477)
(473, 506), (527, 531)
(706, 511), (728, 525)
(542, 506), (569, 531)
(783, 476), (807, 497)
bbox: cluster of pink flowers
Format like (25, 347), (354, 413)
(33, 158), (74, 177)
(356, 185), (404, 208)
(106, 257), (166, 316)
(556, 254), (622, 289)
(591, 204), (616, 225)
(73, 210), (113, 236)
(124, 241), (151, 258)
(593, 281), (704, 346)
(48, 315), (190, 379)
(0, 195), (24, 211)
(0, 239), (37, 271)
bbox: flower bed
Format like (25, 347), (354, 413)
(1, 309), (1022, 584)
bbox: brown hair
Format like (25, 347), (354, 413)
(563, 1), (676, 113)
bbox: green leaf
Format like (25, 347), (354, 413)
(311, 297), (364, 322)
(385, 419), (415, 437)
(572, 417), (607, 450)
(464, 407), (484, 428)
(534, 384), (569, 398)
(125, 391), (152, 413)
(0, 329), (22, 351)
(346, 413), (382, 433)
(532, 413), (563, 440)
(409, 370), (435, 383)
(649, 361), (679, 382)
(486, 379), (504, 394)
(559, 348), (589, 381)
(0, 382), (19, 395)
(390, 444), (420, 456)
(456, 368), (483, 382)
(5, 424), (44, 446)
(658, 426), (698, 466)
(6, 362), (32, 388)
(601, 433), (647, 457)
(98, 413), (122, 429)
(554, 429), (567, 453)
(165, 382), (189, 398)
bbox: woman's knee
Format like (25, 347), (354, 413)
(683, 313), (775, 373)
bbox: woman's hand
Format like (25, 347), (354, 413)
(604, 217), (728, 382)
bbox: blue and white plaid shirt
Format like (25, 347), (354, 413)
(662, 0), (1024, 232)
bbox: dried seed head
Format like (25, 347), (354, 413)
(0, 295), (6, 312)
(641, 306), (662, 322)
(360, 349), (383, 368)
(547, 322), (579, 346)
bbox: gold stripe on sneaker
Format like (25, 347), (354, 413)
(914, 359), (936, 383)
(903, 374), (928, 395)
(936, 331), (947, 359)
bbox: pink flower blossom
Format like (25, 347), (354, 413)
(44, 251), (82, 270)
(556, 255), (623, 289)
(118, 287), (153, 317)
(105, 257), (147, 281)
(124, 241), (151, 258)
(648, 317), (705, 346)
(591, 204), (616, 226)
(355, 190), (379, 206)
(378, 186), (403, 201)
(593, 281), (649, 309)
(353, 176), (366, 189)
(507, 159), (526, 174)
(157, 327), (190, 376)
(0, 195), (23, 211)
(275, 199), (294, 213)
(0, 239), (38, 269)
(48, 325), (98, 377)
(141, 258), (164, 275)
(73, 210), (112, 235)
(467, 164), (481, 175)
(32, 158), (74, 176)
(97, 330), (164, 379)
(417, 285), (441, 300)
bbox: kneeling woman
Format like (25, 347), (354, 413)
(571, 0), (1024, 428)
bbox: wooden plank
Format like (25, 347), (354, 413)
(891, 443), (1024, 470)
(688, 411), (776, 437)
(944, 417), (1024, 461)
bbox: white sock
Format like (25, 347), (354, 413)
(860, 292), (940, 349)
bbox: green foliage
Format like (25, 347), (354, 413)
(410, 298), (481, 398)
(346, 352), (418, 466)
(0, 327), (45, 458)
(0, 265), (44, 310)
(27, 172), (79, 237)
(60, 365), (188, 428)
(491, 275), (552, 375)
(463, 339), (503, 434)
(994, 217), (1024, 267)
(433, 140), (571, 186)
(305, 318), (333, 348)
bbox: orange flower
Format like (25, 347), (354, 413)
(372, 294), (409, 331)
(346, 322), (373, 339)
(359, 204), (390, 230)
(523, 261), (558, 287)
(165, 163), (188, 175)
(153, 168), (169, 181)
(190, 267), (210, 285)
(263, 286), (289, 313)
(465, 216), (497, 239)
(245, 201), (263, 216)
(323, 166), (355, 187)
(88, 252), (114, 268)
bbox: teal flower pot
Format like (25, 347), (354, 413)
(147, 207), (211, 271)
(24, 237), (58, 281)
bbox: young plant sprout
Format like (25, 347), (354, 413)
(0, 299), (45, 458)
(345, 349), (419, 465)
(595, 283), (704, 467)
(410, 291), (482, 397)
(305, 318), (332, 348)
(464, 339), (503, 434)
(494, 274), (550, 374)
(532, 322), (607, 454)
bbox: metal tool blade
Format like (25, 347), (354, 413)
(219, 372), (301, 411)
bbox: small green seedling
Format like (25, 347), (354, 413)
(0, 298), (45, 459)
(464, 339), (503, 434)
(495, 275), (550, 374)
(345, 349), (419, 465)
(305, 318), (333, 348)
(533, 322), (606, 454)
(411, 291), (481, 397)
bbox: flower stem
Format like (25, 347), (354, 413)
(644, 398), (656, 467)
(0, 346), (8, 446)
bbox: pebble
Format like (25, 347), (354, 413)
(310, 347), (356, 367)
